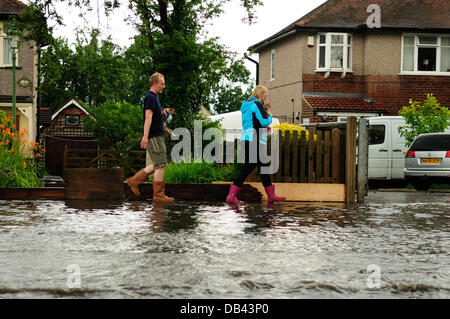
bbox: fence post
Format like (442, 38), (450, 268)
(308, 129), (314, 183)
(63, 145), (68, 172)
(331, 128), (340, 184)
(345, 117), (357, 204)
(284, 131), (291, 182)
(357, 118), (369, 203)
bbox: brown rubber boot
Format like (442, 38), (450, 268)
(152, 181), (174, 202)
(126, 169), (150, 198)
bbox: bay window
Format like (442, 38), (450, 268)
(316, 33), (352, 72)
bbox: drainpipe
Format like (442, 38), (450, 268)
(245, 54), (259, 85)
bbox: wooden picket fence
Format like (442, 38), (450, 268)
(247, 125), (347, 184)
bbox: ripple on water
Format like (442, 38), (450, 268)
(0, 196), (449, 298)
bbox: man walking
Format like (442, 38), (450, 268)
(126, 72), (174, 202)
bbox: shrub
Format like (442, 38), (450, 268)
(0, 110), (45, 187)
(398, 93), (450, 146)
(272, 123), (316, 141)
(147, 161), (241, 184)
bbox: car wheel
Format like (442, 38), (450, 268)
(413, 182), (430, 191)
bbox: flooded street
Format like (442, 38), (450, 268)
(0, 190), (449, 298)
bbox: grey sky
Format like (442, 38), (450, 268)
(46, 0), (328, 80)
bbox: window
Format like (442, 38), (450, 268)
(369, 125), (385, 145)
(402, 34), (450, 74)
(410, 134), (450, 151)
(2, 38), (12, 65)
(270, 49), (275, 80)
(1, 36), (18, 67)
(65, 115), (80, 126)
(317, 33), (352, 71)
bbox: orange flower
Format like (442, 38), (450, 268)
(5, 140), (9, 145)
(24, 161), (27, 168)
(35, 153), (41, 158)
(42, 148), (46, 152)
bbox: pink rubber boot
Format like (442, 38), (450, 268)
(264, 185), (286, 203)
(226, 184), (244, 204)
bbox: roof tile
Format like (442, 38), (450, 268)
(304, 96), (388, 112)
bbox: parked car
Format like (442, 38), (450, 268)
(404, 133), (450, 190)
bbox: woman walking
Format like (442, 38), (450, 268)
(226, 85), (285, 204)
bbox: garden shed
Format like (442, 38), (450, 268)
(39, 98), (97, 176)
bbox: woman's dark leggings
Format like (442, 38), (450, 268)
(233, 163), (272, 187)
(233, 140), (272, 188)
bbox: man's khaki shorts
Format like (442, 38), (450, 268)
(146, 136), (168, 169)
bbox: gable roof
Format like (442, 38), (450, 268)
(249, 0), (450, 52)
(0, 0), (26, 15)
(51, 98), (89, 121)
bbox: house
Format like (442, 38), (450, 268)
(0, 0), (39, 141)
(39, 98), (97, 176)
(248, 0), (450, 124)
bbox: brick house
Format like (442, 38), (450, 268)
(248, 0), (450, 124)
(0, 0), (39, 141)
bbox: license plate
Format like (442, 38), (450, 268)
(421, 158), (441, 165)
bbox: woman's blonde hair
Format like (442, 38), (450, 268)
(251, 85), (268, 101)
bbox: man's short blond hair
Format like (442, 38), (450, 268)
(251, 85), (268, 101)
(150, 72), (164, 87)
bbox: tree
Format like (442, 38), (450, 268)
(83, 101), (142, 151)
(126, 0), (260, 128)
(398, 93), (450, 146)
(40, 29), (132, 111)
(39, 37), (75, 111)
(10, 0), (260, 127)
(70, 29), (132, 107)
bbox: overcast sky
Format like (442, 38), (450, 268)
(47, 0), (328, 79)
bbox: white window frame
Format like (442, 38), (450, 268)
(315, 32), (353, 73)
(400, 33), (450, 76)
(270, 49), (275, 81)
(0, 22), (19, 67)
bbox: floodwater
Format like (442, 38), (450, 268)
(0, 191), (449, 299)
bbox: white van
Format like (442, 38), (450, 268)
(367, 116), (407, 180)
(208, 111), (280, 141)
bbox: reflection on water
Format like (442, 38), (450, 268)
(0, 191), (449, 298)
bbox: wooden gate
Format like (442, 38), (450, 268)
(45, 136), (97, 176)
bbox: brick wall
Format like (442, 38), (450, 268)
(303, 73), (450, 115)
(301, 100), (338, 124)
